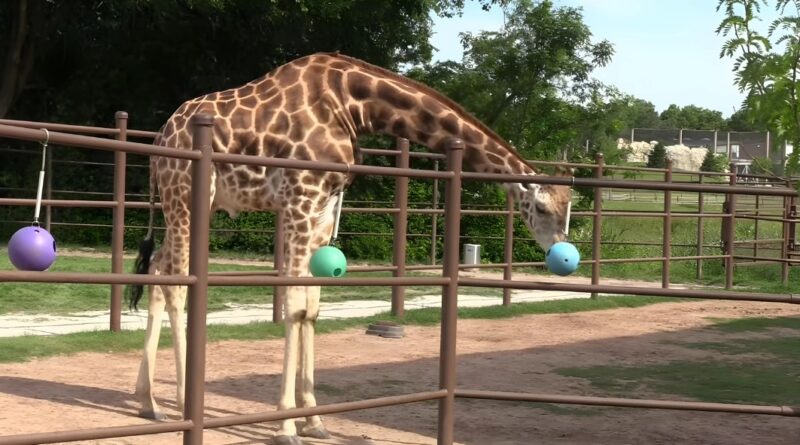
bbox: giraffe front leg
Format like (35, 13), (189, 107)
(136, 283), (168, 420)
(299, 286), (329, 439)
(275, 285), (305, 445)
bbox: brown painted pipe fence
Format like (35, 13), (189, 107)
(2, 116), (798, 304)
(1, 116), (799, 445)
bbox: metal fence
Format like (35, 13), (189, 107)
(0, 116), (798, 444)
(626, 128), (778, 162)
(1, 116), (798, 323)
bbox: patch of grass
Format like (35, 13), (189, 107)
(558, 360), (800, 406)
(559, 317), (800, 407)
(0, 251), (500, 315)
(538, 403), (603, 417)
(683, 337), (800, 359)
(0, 295), (676, 363)
(398, 295), (677, 326)
(705, 316), (800, 333)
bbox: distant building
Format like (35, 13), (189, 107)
(621, 128), (793, 175)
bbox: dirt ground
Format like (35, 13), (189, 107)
(1, 300), (800, 445)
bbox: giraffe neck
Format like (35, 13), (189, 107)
(330, 54), (536, 181)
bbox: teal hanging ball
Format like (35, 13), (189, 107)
(310, 246), (347, 277)
(545, 242), (580, 276)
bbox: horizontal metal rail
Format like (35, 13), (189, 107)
(210, 152), (453, 180)
(204, 390), (448, 429)
(0, 125), (197, 159)
(597, 255), (726, 264)
(457, 278), (798, 304)
(737, 214), (799, 223)
(734, 255), (800, 264)
(359, 147), (446, 160)
(462, 172), (797, 196)
(0, 420), (194, 445)
(0, 118), (157, 139)
(455, 389), (800, 417)
(0, 271), (195, 286)
(206, 275), (450, 287)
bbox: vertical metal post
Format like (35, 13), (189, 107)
(438, 138), (463, 445)
(591, 154), (604, 298)
(630, 128), (635, 143)
(696, 174), (705, 279)
(44, 146), (52, 232)
(110, 111), (128, 332)
(753, 194), (760, 261)
(713, 131), (718, 156)
(679, 128), (684, 145)
(184, 113), (214, 445)
(503, 192), (514, 306)
(766, 131), (770, 158)
(392, 138), (410, 317)
(431, 161), (440, 265)
(725, 164), (737, 289)
(727, 132), (732, 159)
(782, 192), (795, 285)
(273, 209), (285, 323)
(663, 160), (672, 288)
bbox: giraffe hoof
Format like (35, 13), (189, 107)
(300, 424), (330, 439)
(139, 409), (169, 421)
(274, 434), (304, 445)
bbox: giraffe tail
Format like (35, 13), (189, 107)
(126, 149), (159, 311)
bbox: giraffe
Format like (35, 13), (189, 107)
(128, 51), (573, 445)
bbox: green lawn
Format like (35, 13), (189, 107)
(556, 316), (800, 406)
(0, 248), (504, 315)
(0, 295), (676, 363)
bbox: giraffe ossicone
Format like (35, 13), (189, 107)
(127, 51), (573, 443)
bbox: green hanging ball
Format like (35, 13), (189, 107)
(310, 245), (347, 277)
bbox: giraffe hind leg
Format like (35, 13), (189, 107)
(135, 250), (168, 420)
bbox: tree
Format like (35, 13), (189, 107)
(724, 107), (763, 130)
(408, 0), (614, 160)
(619, 97), (661, 129)
(717, 0), (800, 175)
(658, 104), (726, 129)
(700, 149), (727, 172)
(0, 0), (45, 118)
(647, 142), (667, 168)
(0, 0), (465, 125)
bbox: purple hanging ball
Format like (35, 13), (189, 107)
(8, 226), (57, 271)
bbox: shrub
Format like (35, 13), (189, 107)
(646, 142), (667, 168)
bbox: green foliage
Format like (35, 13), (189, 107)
(646, 142), (667, 168)
(750, 155), (775, 175)
(724, 108), (763, 131)
(658, 104), (726, 129)
(700, 150), (728, 172)
(717, 0), (800, 177)
(407, 0), (614, 160)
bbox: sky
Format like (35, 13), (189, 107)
(429, 0), (782, 117)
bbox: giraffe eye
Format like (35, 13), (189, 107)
(535, 203), (549, 215)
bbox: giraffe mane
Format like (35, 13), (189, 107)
(321, 52), (539, 173)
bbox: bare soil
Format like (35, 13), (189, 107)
(1, 300), (800, 445)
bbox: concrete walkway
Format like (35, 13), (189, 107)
(0, 288), (591, 337)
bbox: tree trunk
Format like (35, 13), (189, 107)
(0, 0), (35, 119)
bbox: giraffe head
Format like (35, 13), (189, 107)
(516, 167), (573, 251)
